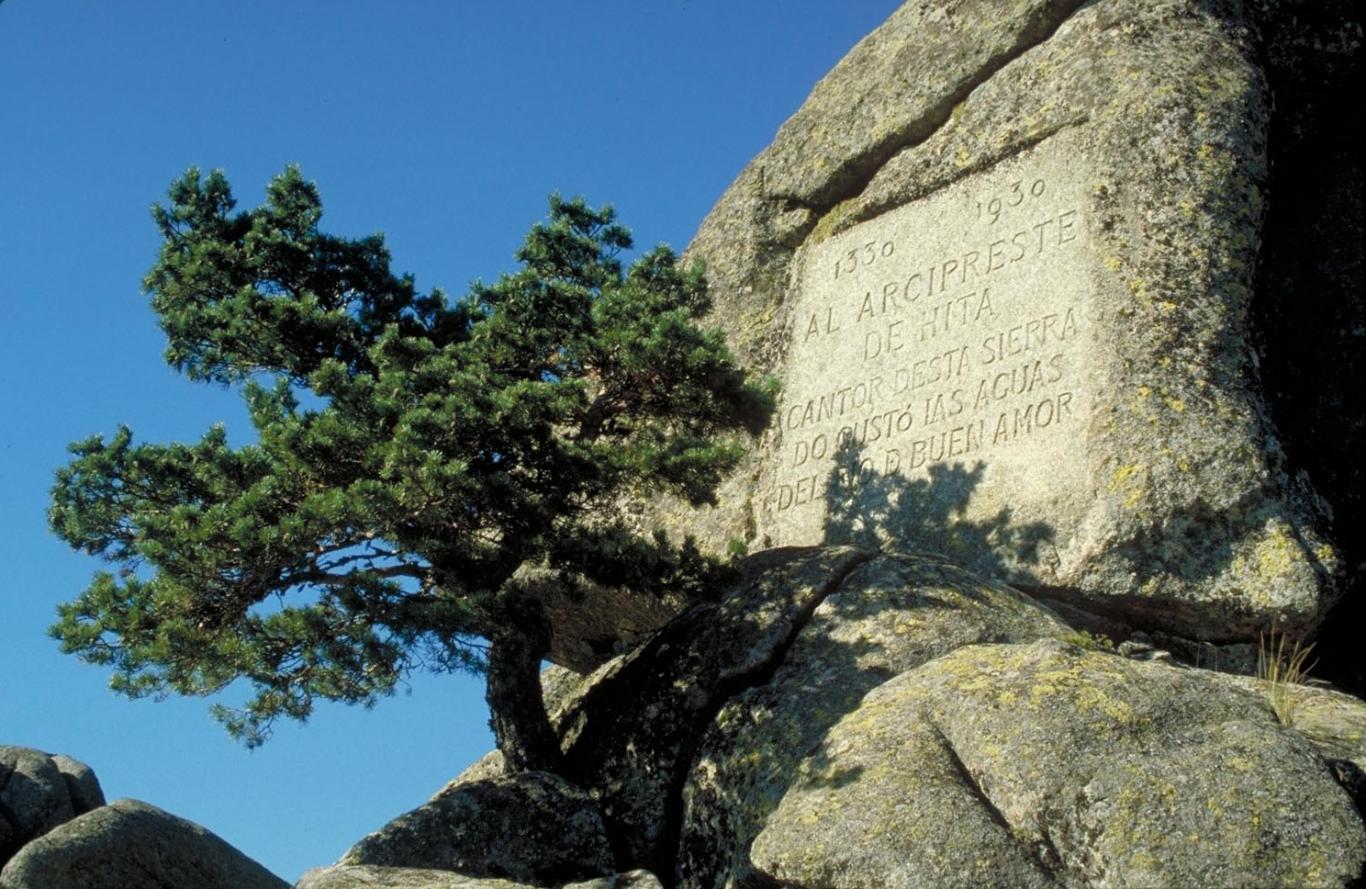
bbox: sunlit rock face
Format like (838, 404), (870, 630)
(752, 639), (1366, 889)
(633, 0), (1357, 644)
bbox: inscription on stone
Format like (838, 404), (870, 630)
(759, 139), (1095, 544)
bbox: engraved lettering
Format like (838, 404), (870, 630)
(1058, 209), (1077, 243)
(770, 144), (1092, 542)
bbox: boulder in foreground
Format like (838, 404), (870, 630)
(676, 550), (1068, 886)
(0, 797), (286, 889)
(340, 771), (614, 886)
(752, 639), (1366, 888)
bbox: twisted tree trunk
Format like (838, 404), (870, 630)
(485, 617), (564, 775)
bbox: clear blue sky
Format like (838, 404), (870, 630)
(0, 2), (899, 881)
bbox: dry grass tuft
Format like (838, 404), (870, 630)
(1257, 626), (1316, 727)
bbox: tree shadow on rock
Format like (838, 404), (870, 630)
(821, 434), (1055, 582)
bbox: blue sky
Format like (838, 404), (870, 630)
(0, 2), (899, 880)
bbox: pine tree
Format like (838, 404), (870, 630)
(49, 167), (771, 774)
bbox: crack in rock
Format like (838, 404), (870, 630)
(775, 0), (1091, 217)
(932, 722), (1061, 881)
(654, 550), (878, 885)
(839, 114), (1091, 232)
(558, 547), (877, 882)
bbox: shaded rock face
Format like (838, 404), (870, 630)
(555, 547), (874, 871)
(0, 798), (286, 889)
(751, 639), (1366, 889)
(1249, 1), (1366, 694)
(636, 0), (1355, 645)
(674, 551), (1068, 887)
(0, 747), (103, 867)
(340, 771), (615, 886)
(514, 566), (683, 673)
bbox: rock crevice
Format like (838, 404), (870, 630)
(651, 548), (877, 882)
(768, 0), (1091, 215)
(553, 547), (874, 873)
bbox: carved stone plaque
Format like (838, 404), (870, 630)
(758, 138), (1097, 551)
(671, 0), (1342, 640)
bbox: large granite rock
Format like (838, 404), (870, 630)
(639, 0), (1348, 643)
(0, 798), (286, 889)
(340, 771), (614, 886)
(675, 550), (1068, 887)
(751, 639), (1366, 888)
(0, 746), (102, 867)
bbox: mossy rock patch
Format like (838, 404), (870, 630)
(753, 639), (1366, 887)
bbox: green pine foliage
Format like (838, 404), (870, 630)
(50, 166), (773, 748)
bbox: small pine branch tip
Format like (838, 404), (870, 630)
(50, 167), (774, 775)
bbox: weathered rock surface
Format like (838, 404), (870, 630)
(47, 755), (104, 816)
(1214, 672), (1366, 814)
(639, 0), (1348, 645)
(514, 566), (682, 673)
(296, 865), (537, 889)
(340, 771), (614, 886)
(554, 546), (874, 869)
(562, 872), (663, 889)
(1218, 675), (1366, 771)
(0, 746), (98, 866)
(296, 865), (664, 889)
(0, 797), (286, 889)
(752, 639), (1366, 888)
(676, 550), (1068, 887)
